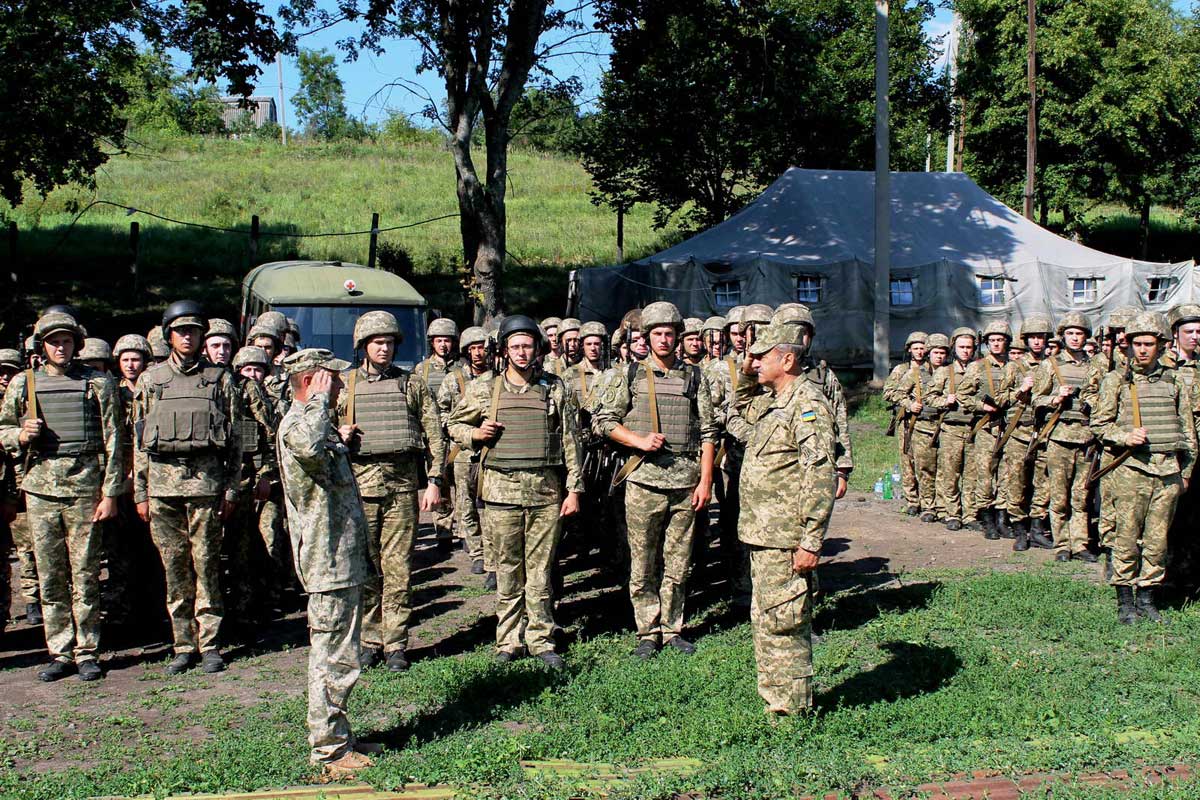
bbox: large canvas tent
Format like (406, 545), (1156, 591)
(569, 168), (1198, 367)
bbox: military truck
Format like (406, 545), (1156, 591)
(241, 260), (428, 367)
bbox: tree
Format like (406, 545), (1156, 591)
(509, 82), (584, 154)
(292, 48), (365, 141)
(281, 0), (587, 321)
(120, 50), (226, 137)
(581, 0), (949, 232)
(0, 0), (281, 207)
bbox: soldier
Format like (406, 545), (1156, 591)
(680, 318), (706, 366)
(740, 305), (773, 352)
(731, 323), (836, 716)
(926, 327), (981, 531)
(1092, 312), (1197, 623)
(204, 319), (238, 367)
(283, 317), (302, 358)
(704, 306), (748, 587)
(134, 300), (243, 675)
(964, 321), (1010, 539)
(701, 316), (726, 363)
(276, 348), (377, 774)
(0, 312), (123, 681)
(595, 301), (718, 658)
(78, 338), (112, 373)
(549, 318), (582, 375)
(447, 315), (582, 668)
(437, 326), (495, 581)
(1164, 304), (1200, 587)
(1164, 304), (1200, 381)
(243, 320), (292, 583)
(416, 317), (459, 549)
(1032, 312), (1097, 563)
(247, 320), (291, 415)
(909, 333), (949, 522)
(337, 311), (445, 672)
(998, 315), (1054, 551)
(882, 331), (929, 515)
(0, 438), (15, 642)
(540, 317), (563, 374)
(0, 348), (40, 625)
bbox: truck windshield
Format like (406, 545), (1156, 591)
(269, 305), (426, 367)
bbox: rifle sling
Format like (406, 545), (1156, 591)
(610, 361), (660, 490)
(476, 376), (505, 497)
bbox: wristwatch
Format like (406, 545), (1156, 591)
(427, 476), (444, 488)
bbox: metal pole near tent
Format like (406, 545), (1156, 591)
(872, 0), (891, 385)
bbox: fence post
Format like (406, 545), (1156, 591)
(8, 222), (17, 292)
(368, 212), (380, 269)
(129, 222), (140, 293)
(250, 214), (260, 264)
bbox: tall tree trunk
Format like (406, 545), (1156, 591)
(1139, 196), (1151, 261)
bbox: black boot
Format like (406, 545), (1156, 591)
(1135, 587), (1164, 623)
(1013, 520), (1030, 552)
(982, 509), (1000, 540)
(1102, 548), (1113, 582)
(26, 603), (43, 626)
(1029, 519), (1053, 550)
(996, 511), (1015, 539)
(1117, 586), (1137, 625)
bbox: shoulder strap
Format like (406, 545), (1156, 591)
(1130, 378), (1142, 428)
(1048, 354), (1064, 385)
(345, 369), (357, 426)
(982, 358), (996, 397)
(949, 363), (958, 394)
(726, 356), (738, 389)
(423, 360), (431, 382)
(477, 376), (505, 485)
(579, 367), (589, 404)
(910, 363), (923, 402)
(643, 361), (661, 435)
(24, 369), (37, 420)
(455, 368), (466, 396)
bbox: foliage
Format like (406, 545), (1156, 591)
(120, 50), (226, 137)
(379, 111), (445, 146)
(509, 82), (585, 155)
(291, 48), (369, 142)
(582, 0), (951, 231)
(0, 0), (281, 207)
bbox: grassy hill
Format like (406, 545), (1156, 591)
(2, 136), (678, 343)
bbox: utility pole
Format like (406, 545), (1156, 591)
(277, 52), (288, 146)
(1023, 0), (1037, 219)
(945, 13), (960, 172)
(872, 0), (891, 385)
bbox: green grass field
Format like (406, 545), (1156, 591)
(4, 569), (1199, 800)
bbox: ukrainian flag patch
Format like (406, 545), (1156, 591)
(800, 409), (817, 423)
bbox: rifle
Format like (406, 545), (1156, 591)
(901, 413), (916, 455)
(968, 395), (1002, 444)
(1088, 361), (1140, 486)
(885, 406), (900, 437)
(1023, 406), (1063, 464)
(22, 369), (38, 474)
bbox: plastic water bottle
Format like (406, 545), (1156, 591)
(874, 477), (884, 499)
(883, 471), (894, 500)
(891, 463), (902, 486)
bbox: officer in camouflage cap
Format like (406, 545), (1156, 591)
(204, 319), (238, 367)
(416, 317), (459, 548)
(882, 331), (929, 515)
(338, 310), (446, 672)
(999, 314), (1054, 550)
(78, 338), (112, 373)
(1092, 311), (1197, 623)
(926, 327), (983, 530)
(594, 301), (719, 658)
(0, 311), (124, 681)
(726, 322), (836, 715)
(448, 314), (583, 669)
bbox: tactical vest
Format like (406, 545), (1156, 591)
(1118, 375), (1185, 454)
(141, 364), (229, 455)
(942, 364), (973, 424)
(624, 363), (702, 454)
(1008, 359), (1039, 426)
(1053, 355), (1090, 423)
(237, 382), (262, 461)
(35, 372), (102, 456)
(803, 358), (829, 394)
(487, 383), (562, 469)
(421, 359), (449, 400)
(913, 369), (940, 421)
(352, 372), (422, 457)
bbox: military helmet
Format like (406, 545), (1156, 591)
(1126, 311), (1171, 342)
(146, 327), (169, 359)
(771, 303), (815, 330)
(232, 346), (271, 371)
(723, 306), (746, 330)
(427, 317), (458, 339)
(161, 299), (207, 339)
(460, 326), (488, 349)
(619, 308), (642, 335)
(950, 326), (977, 343)
(540, 316), (562, 334)
(558, 317), (582, 336)
(0, 349), (21, 370)
(247, 322), (283, 346)
(701, 316), (726, 334)
(580, 321), (607, 340)
(926, 333), (951, 350)
(43, 303), (82, 321)
(114, 334), (152, 359)
(354, 310), (403, 350)
(682, 317), (704, 337)
(981, 320), (1012, 341)
(78, 337), (112, 362)
(904, 331), (928, 348)
(205, 318), (238, 342)
(34, 311), (85, 351)
(23, 336), (35, 355)
(1056, 311), (1092, 337)
(1019, 314), (1053, 338)
(255, 311), (289, 336)
(1167, 303), (1200, 330)
(1106, 306), (1137, 331)
(741, 303), (773, 330)
(498, 314), (543, 348)
(640, 301), (684, 334)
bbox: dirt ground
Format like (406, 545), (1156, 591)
(0, 492), (1068, 774)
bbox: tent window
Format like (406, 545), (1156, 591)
(1070, 278), (1098, 305)
(890, 277), (916, 306)
(713, 280), (742, 309)
(793, 275), (823, 304)
(978, 277), (1006, 306)
(1147, 276), (1178, 304)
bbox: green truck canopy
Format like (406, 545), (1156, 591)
(242, 261), (425, 306)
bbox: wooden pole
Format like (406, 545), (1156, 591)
(277, 52), (288, 147)
(250, 214), (260, 264)
(368, 212), (380, 269)
(616, 205), (625, 263)
(129, 221), (140, 293)
(872, 0), (891, 385)
(8, 222), (17, 291)
(1024, 0), (1037, 219)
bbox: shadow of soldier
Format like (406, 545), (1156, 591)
(818, 641), (962, 711)
(814, 579), (942, 635)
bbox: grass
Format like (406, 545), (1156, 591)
(4, 569), (1200, 799)
(846, 390), (897, 494)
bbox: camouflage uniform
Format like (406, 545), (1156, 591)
(134, 353), (242, 657)
(705, 352), (747, 581)
(447, 368), (583, 656)
(963, 348), (1009, 535)
(0, 360), (124, 666)
(276, 352), (371, 764)
(415, 351), (456, 541)
(0, 439), (17, 635)
(437, 361), (495, 570)
(1032, 347), (1094, 557)
(882, 347), (929, 512)
(997, 350), (1050, 534)
(337, 362), (445, 658)
(888, 359), (940, 517)
(925, 353), (981, 527)
(226, 374), (279, 619)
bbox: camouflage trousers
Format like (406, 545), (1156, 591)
(454, 460), (490, 569)
(897, 430), (919, 509)
(102, 494), (164, 624)
(935, 423), (973, 523)
(910, 427), (940, 515)
(1005, 432), (1049, 523)
(625, 483), (696, 643)
(1046, 441), (1091, 556)
(361, 490), (418, 653)
(11, 512), (39, 604)
(223, 481), (276, 619)
(1097, 455), (1119, 550)
(148, 496), (224, 655)
(748, 545), (813, 714)
(434, 491), (454, 542)
(26, 492), (102, 663)
(0, 517), (11, 628)
(483, 502), (561, 655)
(1109, 466), (1181, 588)
(718, 446), (750, 594)
(306, 584), (363, 764)
(970, 425), (1004, 512)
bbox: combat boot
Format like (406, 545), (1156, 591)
(484, 572), (497, 591)
(1013, 520), (1030, 552)
(386, 649), (410, 672)
(37, 660), (75, 682)
(537, 651), (566, 670)
(471, 559), (485, 575)
(945, 518), (962, 532)
(26, 603), (43, 626)
(201, 650), (226, 673)
(1116, 586), (1137, 625)
(1028, 519), (1053, 550)
(165, 652), (196, 675)
(1135, 588), (1164, 623)
(919, 511), (936, 523)
(996, 511), (1015, 539)
(633, 639), (660, 660)
(981, 509), (1000, 540)
(78, 660), (103, 682)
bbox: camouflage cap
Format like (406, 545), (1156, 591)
(701, 316), (726, 334)
(747, 323), (805, 356)
(232, 346), (271, 371)
(35, 311), (84, 344)
(0, 348), (21, 369)
(1167, 303), (1200, 330)
(114, 334), (152, 358)
(205, 318), (238, 341)
(78, 337), (112, 362)
(771, 303), (814, 329)
(682, 317), (704, 337)
(905, 331), (928, 348)
(283, 347), (351, 375)
(580, 321), (607, 339)
(1126, 311), (1171, 342)
(926, 333), (951, 350)
(741, 303), (774, 327)
(168, 315), (205, 331)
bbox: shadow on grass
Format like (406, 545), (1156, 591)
(814, 579), (941, 635)
(819, 640), (961, 710)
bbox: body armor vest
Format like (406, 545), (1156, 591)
(1054, 356), (1090, 423)
(1009, 359), (1040, 426)
(942, 364), (973, 424)
(487, 383), (562, 469)
(1119, 375), (1185, 454)
(911, 366), (939, 421)
(352, 373), (422, 457)
(624, 364), (702, 454)
(238, 381), (263, 462)
(422, 359), (449, 400)
(35, 372), (102, 456)
(141, 364), (229, 455)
